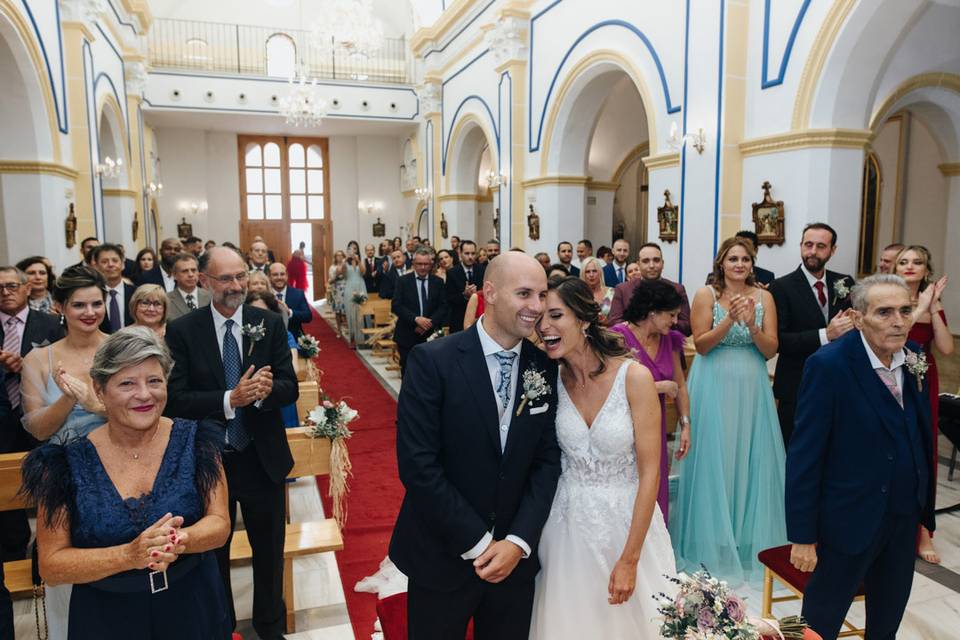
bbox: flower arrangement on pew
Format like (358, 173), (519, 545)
(297, 333), (322, 381)
(656, 569), (814, 640)
(304, 396), (358, 527)
(352, 291), (368, 305)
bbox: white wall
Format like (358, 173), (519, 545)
(901, 118), (948, 267)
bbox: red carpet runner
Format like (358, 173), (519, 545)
(303, 310), (403, 638)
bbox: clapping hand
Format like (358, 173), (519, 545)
(928, 275), (948, 311)
(826, 309), (855, 341)
(728, 294), (755, 325)
(0, 350), (23, 373)
(54, 365), (104, 414)
(251, 366), (273, 401)
(127, 513), (185, 572)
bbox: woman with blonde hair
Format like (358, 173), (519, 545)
(894, 244), (953, 564)
(129, 284), (168, 337)
(579, 256), (615, 325)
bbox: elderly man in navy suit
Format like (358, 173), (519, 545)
(786, 274), (934, 640)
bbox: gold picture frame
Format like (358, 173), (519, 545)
(657, 190), (678, 243)
(752, 181), (785, 246)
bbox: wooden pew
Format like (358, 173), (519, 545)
(0, 427), (344, 634)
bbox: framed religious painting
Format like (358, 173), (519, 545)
(657, 190), (678, 243)
(752, 181), (785, 246)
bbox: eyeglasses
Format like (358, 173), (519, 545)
(208, 272), (249, 285)
(0, 283), (23, 293)
(136, 300), (165, 309)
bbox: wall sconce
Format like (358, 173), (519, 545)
(95, 156), (123, 179)
(178, 200), (208, 215)
(414, 186), (431, 200)
(486, 170), (507, 189)
(668, 122), (706, 155)
(144, 181), (164, 197)
(359, 200), (384, 215)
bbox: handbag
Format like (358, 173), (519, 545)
(31, 542), (48, 640)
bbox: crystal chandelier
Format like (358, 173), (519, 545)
(311, 0), (384, 60)
(278, 64), (328, 127)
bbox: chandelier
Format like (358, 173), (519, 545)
(310, 0), (384, 60)
(278, 64), (328, 127)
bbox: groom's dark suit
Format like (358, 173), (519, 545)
(786, 331), (934, 639)
(389, 324), (561, 639)
(165, 305), (298, 638)
(769, 266), (853, 443)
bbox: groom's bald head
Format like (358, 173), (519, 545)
(482, 252), (546, 344)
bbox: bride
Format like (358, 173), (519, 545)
(529, 276), (676, 638)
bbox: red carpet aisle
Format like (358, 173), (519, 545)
(302, 310), (404, 638)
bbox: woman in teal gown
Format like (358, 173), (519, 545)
(669, 237), (787, 586)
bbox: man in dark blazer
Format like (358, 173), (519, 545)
(379, 250), (407, 300)
(556, 241), (580, 276)
(392, 248), (448, 374)
(390, 252), (561, 640)
(165, 247), (298, 640)
(602, 238), (631, 287)
(92, 244), (136, 333)
(444, 240), (485, 333)
(268, 262), (312, 338)
(770, 223), (855, 444)
(362, 244), (382, 294)
(607, 243), (691, 335)
(0, 265), (64, 561)
(137, 237), (182, 291)
(786, 275), (933, 640)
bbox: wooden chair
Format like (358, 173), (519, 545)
(758, 545), (865, 639)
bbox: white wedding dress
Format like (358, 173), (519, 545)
(529, 361), (677, 639)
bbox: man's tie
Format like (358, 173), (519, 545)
(418, 277), (428, 316)
(494, 351), (517, 411)
(814, 281), (827, 307)
(222, 319), (251, 450)
(875, 368), (903, 408)
(466, 268), (473, 283)
(186, 293), (196, 310)
(3, 317), (21, 407)
(617, 266), (624, 283)
(109, 290), (122, 331)
(276, 291), (284, 303)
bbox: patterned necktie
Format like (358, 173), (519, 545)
(814, 281), (827, 307)
(109, 290), (121, 331)
(186, 293), (196, 310)
(875, 368), (903, 408)
(617, 267), (624, 283)
(277, 291), (284, 303)
(494, 351), (517, 410)
(222, 319), (250, 450)
(3, 317), (21, 407)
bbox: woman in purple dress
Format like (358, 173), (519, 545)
(609, 279), (691, 524)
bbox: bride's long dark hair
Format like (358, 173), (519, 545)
(547, 276), (627, 379)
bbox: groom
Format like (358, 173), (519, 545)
(390, 252), (561, 639)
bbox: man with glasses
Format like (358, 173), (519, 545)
(165, 247), (298, 640)
(93, 243), (135, 333)
(167, 253), (210, 321)
(0, 266), (63, 562)
(392, 247), (448, 374)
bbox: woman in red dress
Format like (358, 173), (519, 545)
(895, 245), (953, 564)
(287, 249), (310, 291)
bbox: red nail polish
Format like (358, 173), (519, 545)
(148, 563), (156, 569)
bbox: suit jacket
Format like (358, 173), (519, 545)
(786, 331), (934, 555)
(164, 305), (298, 483)
(769, 266), (853, 403)
(389, 327), (562, 590)
(754, 265), (775, 286)
(379, 266), (404, 300)
(607, 277), (692, 336)
(362, 257), (382, 293)
(392, 273), (448, 348)
(166, 288), (212, 322)
(564, 264), (580, 277)
(444, 263), (485, 333)
(135, 266), (170, 290)
(603, 262), (627, 288)
(98, 283), (137, 334)
(277, 286), (312, 338)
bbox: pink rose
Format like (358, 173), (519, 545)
(725, 595), (745, 623)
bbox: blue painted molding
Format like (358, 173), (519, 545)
(498, 70), (512, 249)
(761, 0), (811, 89)
(105, 0), (138, 35)
(422, 0), (496, 60)
(713, 1), (726, 256)
(441, 95), (500, 174)
(94, 23), (131, 157)
(440, 48), (499, 174)
(19, 0), (68, 133)
(678, 0), (691, 283)
(528, 19), (682, 153)
(82, 41), (103, 239)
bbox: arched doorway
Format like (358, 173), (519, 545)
(98, 102), (132, 247)
(444, 117), (498, 245)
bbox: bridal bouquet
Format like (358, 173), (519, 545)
(304, 396), (357, 526)
(656, 569), (808, 640)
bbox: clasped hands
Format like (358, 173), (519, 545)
(725, 294), (756, 325)
(473, 539), (523, 584)
(128, 513), (189, 573)
(414, 316), (433, 334)
(229, 365), (274, 408)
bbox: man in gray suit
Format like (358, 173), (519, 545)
(166, 253), (210, 321)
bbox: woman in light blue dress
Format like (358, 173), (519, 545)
(669, 237), (787, 586)
(20, 265), (110, 639)
(341, 247), (368, 348)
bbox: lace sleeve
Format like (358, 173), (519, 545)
(19, 443), (76, 530)
(193, 419), (225, 513)
(19, 346), (62, 441)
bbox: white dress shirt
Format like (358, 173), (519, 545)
(860, 331), (905, 392)
(161, 269), (176, 292)
(460, 316), (531, 560)
(177, 287), (199, 308)
(210, 305), (262, 418)
(106, 282), (126, 327)
(800, 266), (830, 345)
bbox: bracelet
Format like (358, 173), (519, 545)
(680, 416), (690, 425)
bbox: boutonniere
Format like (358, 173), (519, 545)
(515, 368), (551, 417)
(832, 278), (851, 305)
(241, 320), (266, 356)
(904, 349), (929, 392)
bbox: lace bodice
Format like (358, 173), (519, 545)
(712, 289), (764, 347)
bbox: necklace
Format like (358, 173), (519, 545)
(110, 423), (162, 460)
